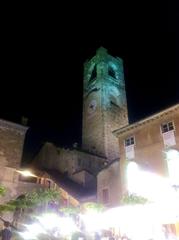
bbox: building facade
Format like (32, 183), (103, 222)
(97, 104), (179, 206)
(114, 103), (179, 197)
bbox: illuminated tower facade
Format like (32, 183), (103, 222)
(82, 47), (128, 161)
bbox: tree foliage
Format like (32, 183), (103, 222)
(0, 188), (60, 213)
(60, 206), (80, 215)
(82, 202), (105, 212)
(60, 202), (105, 216)
(121, 193), (149, 205)
(0, 186), (6, 196)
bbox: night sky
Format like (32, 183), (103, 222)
(1, 2), (178, 164)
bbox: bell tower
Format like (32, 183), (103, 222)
(82, 47), (128, 161)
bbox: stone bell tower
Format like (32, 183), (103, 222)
(82, 47), (128, 161)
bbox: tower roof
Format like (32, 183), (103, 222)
(96, 46), (108, 55)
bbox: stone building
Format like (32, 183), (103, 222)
(114, 103), (179, 196)
(97, 103), (179, 206)
(0, 119), (28, 203)
(34, 142), (105, 178)
(97, 159), (120, 206)
(34, 47), (128, 202)
(33, 143), (102, 203)
(0, 119), (71, 223)
(0, 119), (28, 169)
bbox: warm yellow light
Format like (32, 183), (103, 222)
(16, 170), (37, 177)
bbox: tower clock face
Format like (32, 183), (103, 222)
(87, 99), (97, 115)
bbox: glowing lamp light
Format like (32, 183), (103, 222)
(36, 213), (61, 230)
(16, 170), (37, 177)
(20, 213), (79, 239)
(127, 161), (139, 173)
(19, 231), (37, 240)
(80, 212), (105, 232)
(103, 204), (179, 239)
(126, 161), (178, 203)
(36, 213), (78, 236)
(59, 217), (78, 235)
(166, 149), (179, 161)
(127, 161), (140, 193)
(24, 223), (46, 235)
(20, 222), (46, 239)
(166, 149), (179, 186)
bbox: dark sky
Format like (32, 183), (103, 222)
(1, 2), (178, 163)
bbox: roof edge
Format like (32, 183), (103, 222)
(0, 119), (29, 133)
(113, 103), (179, 137)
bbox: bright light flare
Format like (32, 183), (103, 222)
(24, 223), (46, 235)
(19, 231), (37, 240)
(127, 161), (178, 203)
(36, 213), (61, 230)
(103, 204), (179, 239)
(80, 212), (105, 232)
(19, 213), (79, 239)
(166, 149), (179, 186)
(36, 213), (78, 237)
(19, 223), (46, 239)
(16, 170), (37, 177)
(59, 217), (78, 235)
(166, 149), (179, 161)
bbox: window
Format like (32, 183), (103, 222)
(125, 136), (135, 147)
(124, 136), (135, 159)
(110, 95), (119, 108)
(108, 67), (116, 78)
(161, 121), (176, 147)
(161, 121), (174, 133)
(102, 189), (109, 204)
(89, 65), (97, 82)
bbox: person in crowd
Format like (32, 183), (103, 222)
(0, 221), (12, 240)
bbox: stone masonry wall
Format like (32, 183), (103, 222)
(104, 105), (128, 161)
(97, 161), (120, 207)
(0, 119), (28, 169)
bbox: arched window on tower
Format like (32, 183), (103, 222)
(108, 66), (116, 79)
(89, 65), (97, 83)
(110, 95), (119, 108)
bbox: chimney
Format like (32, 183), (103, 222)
(21, 116), (28, 126)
